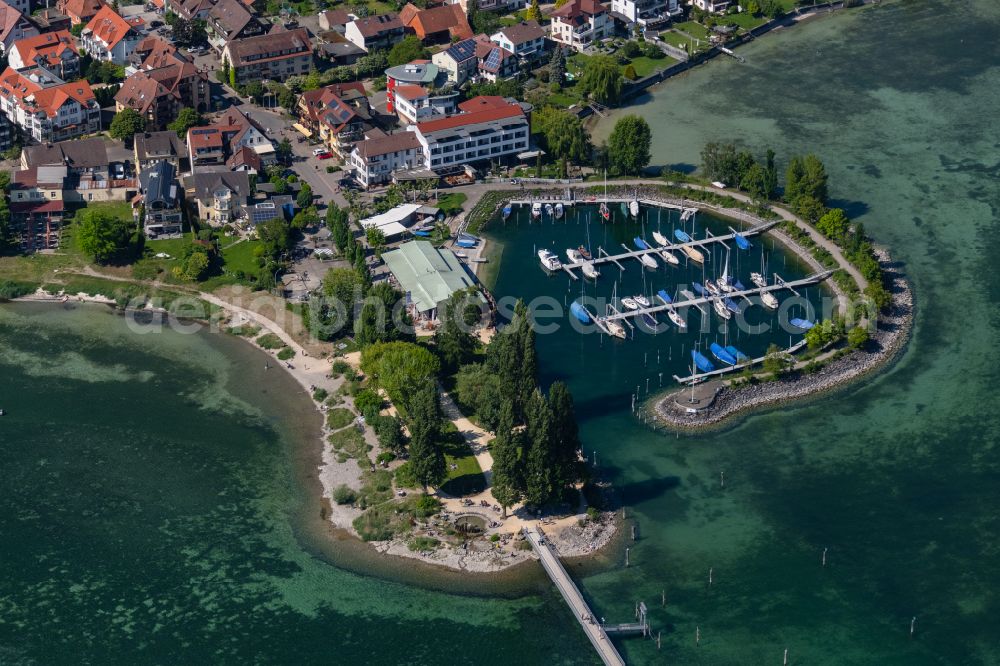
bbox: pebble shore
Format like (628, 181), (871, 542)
(653, 249), (913, 429)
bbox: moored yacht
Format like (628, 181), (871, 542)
(538, 249), (562, 271)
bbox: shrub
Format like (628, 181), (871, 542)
(586, 506), (601, 521)
(332, 484), (357, 505)
(414, 494), (442, 517)
(331, 359), (352, 376)
(408, 536), (440, 551)
(395, 461), (419, 488)
(313, 387), (329, 402)
(256, 332), (284, 349)
(353, 388), (383, 418)
(490, 533), (500, 543)
(326, 407), (355, 430)
(0, 280), (39, 300)
(375, 451), (396, 465)
(276, 346), (295, 361)
(516, 539), (532, 551)
(848, 326), (870, 350)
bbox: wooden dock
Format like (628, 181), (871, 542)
(672, 339), (809, 384)
(523, 526), (626, 666)
(602, 271), (833, 322)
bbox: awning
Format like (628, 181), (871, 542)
(292, 123), (313, 138)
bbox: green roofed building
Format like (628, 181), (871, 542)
(381, 240), (482, 319)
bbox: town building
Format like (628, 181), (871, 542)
(610, 0), (679, 24)
(221, 28), (313, 86)
(8, 165), (66, 251)
(316, 37), (365, 67)
(431, 38), (478, 86)
(358, 203), (439, 240)
(185, 106), (275, 171)
(398, 2), (472, 44)
(475, 36), (516, 82)
(0, 111), (12, 152)
(391, 84), (458, 125)
(384, 60), (439, 115)
(133, 130), (188, 171)
(448, 0), (524, 13)
(296, 84), (369, 159)
(21, 137), (109, 178)
(115, 45), (207, 130)
(57, 0), (104, 24)
(80, 5), (142, 65)
(490, 20), (546, 63)
(349, 131), (423, 189)
(344, 13), (404, 52)
(137, 160), (183, 238)
(408, 96), (529, 170)
(32, 9), (73, 33)
(0, 0), (39, 54)
(182, 170), (251, 225)
(690, 0), (729, 13)
(8, 31), (80, 80)
(382, 240), (480, 320)
(206, 0), (265, 50)
(318, 8), (351, 32)
(166, 0), (215, 21)
(549, 0), (612, 52)
(0, 66), (101, 143)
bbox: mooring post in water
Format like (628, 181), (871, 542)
(784, 648), (788, 665)
(910, 616), (916, 638)
(657, 631), (661, 650)
(646, 378), (650, 393)
(625, 547), (630, 567)
(696, 627), (700, 646)
(631, 524), (636, 541)
(720, 471), (725, 488)
(644, 352), (647, 366)
(709, 567), (713, 587)
(659, 372), (663, 386)
(662, 589), (666, 607)
(822, 547), (828, 567)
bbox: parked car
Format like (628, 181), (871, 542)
(316, 152), (333, 160)
(312, 147), (327, 156)
(112, 163), (125, 179)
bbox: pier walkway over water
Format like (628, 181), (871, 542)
(523, 526), (626, 666)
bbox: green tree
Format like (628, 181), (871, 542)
(523, 388), (556, 507)
(374, 414), (406, 453)
(607, 114), (651, 176)
(244, 80), (265, 102)
(434, 289), (480, 373)
(229, 64), (237, 89)
(763, 149), (778, 199)
(579, 55), (622, 105)
(364, 226), (386, 257)
(549, 46), (565, 87)
(354, 282), (406, 347)
(76, 209), (137, 264)
(387, 35), (429, 67)
(548, 381), (581, 496)
(525, 0), (542, 21)
(454, 363), (504, 432)
(408, 381), (445, 490)
(490, 399), (522, 516)
(221, 56), (230, 81)
(256, 217), (291, 259)
(167, 107), (202, 138)
(817, 208), (850, 240)
(536, 107), (590, 176)
(183, 249), (210, 280)
(623, 63), (637, 80)
(276, 138), (293, 164)
(108, 107), (145, 140)
(786, 154), (828, 204)
(739, 162), (769, 203)
(847, 325), (870, 350)
(296, 183), (314, 209)
(795, 195), (826, 225)
(360, 341), (440, 410)
(0, 172), (11, 250)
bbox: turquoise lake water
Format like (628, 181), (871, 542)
(3, 1), (1000, 663)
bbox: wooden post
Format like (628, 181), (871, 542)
(662, 589), (666, 607)
(625, 547), (630, 567)
(783, 648), (788, 665)
(696, 626), (700, 646)
(910, 616), (916, 639)
(709, 567), (713, 587)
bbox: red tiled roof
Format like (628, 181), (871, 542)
(416, 102), (524, 134)
(57, 0), (104, 23)
(11, 200), (65, 213)
(0, 67), (95, 117)
(400, 2), (471, 41)
(10, 31), (77, 70)
(551, 0), (606, 20)
(187, 127), (224, 149)
(84, 5), (135, 50)
(392, 84), (427, 101)
(458, 95), (510, 112)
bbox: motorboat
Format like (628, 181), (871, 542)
(710, 343), (738, 366)
(659, 248), (680, 265)
(502, 205), (512, 220)
(621, 297), (640, 310)
(555, 203), (564, 219)
(705, 280), (721, 296)
(570, 301), (590, 323)
(577, 245), (592, 260)
(538, 249), (562, 271)
(751, 271), (767, 288)
(713, 298), (732, 320)
(566, 248), (585, 264)
(412, 225), (432, 237)
(629, 200), (640, 217)
(633, 295), (651, 308)
(545, 203), (554, 217)
(667, 308), (686, 329)
(639, 253), (658, 269)
(531, 202), (542, 219)
(761, 291), (779, 309)
(652, 231), (669, 246)
(581, 262), (600, 279)
(692, 350), (715, 373)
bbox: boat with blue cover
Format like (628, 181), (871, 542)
(656, 290), (672, 305)
(726, 345), (749, 363)
(641, 313), (658, 328)
(692, 350), (714, 373)
(710, 343), (738, 366)
(502, 205), (512, 220)
(570, 301), (590, 323)
(734, 232), (751, 250)
(790, 318), (815, 330)
(674, 229), (692, 242)
(724, 297), (740, 313)
(693, 282), (707, 296)
(456, 232), (479, 248)
(634, 237), (650, 250)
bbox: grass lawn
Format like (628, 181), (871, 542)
(673, 20), (710, 41)
(438, 424), (486, 497)
(435, 193), (467, 216)
(146, 233), (194, 259)
(84, 200), (134, 222)
(628, 55), (678, 77)
(725, 12), (768, 29)
(221, 239), (263, 275)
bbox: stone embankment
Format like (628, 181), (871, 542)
(653, 249), (913, 429)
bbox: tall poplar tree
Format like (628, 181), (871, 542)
(409, 381), (445, 491)
(490, 399), (522, 517)
(548, 381), (581, 495)
(523, 389), (556, 507)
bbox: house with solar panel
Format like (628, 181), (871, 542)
(136, 160), (183, 239)
(296, 85), (368, 159)
(431, 37), (478, 86)
(490, 20), (547, 64)
(475, 36), (517, 82)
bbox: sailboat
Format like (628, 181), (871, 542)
(606, 319), (626, 339)
(718, 248), (734, 292)
(761, 289), (779, 309)
(544, 203), (554, 217)
(554, 202), (564, 219)
(599, 170), (611, 221)
(621, 297), (640, 310)
(582, 262), (600, 279)
(633, 294), (650, 308)
(674, 228), (705, 264)
(667, 308), (686, 329)
(652, 231), (669, 246)
(710, 342), (738, 366)
(692, 349), (715, 373)
(692, 282), (707, 296)
(629, 200), (640, 217)
(578, 245), (592, 260)
(725, 345), (749, 363)
(531, 202), (541, 219)
(705, 280), (721, 296)
(502, 204), (512, 220)
(570, 301), (591, 323)
(620, 202), (629, 218)
(732, 230), (751, 250)
(656, 290), (672, 306)
(713, 298), (732, 320)
(790, 318), (815, 330)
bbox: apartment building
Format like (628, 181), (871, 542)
(349, 131), (423, 189)
(490, 20), (546, 63)
(8, 31), (80, 80)
(0, 66), (101, 143)
(80, 5), (142, 65)
(408, 96), (529, 170)
(549, 0), (612, 51)
(221, 28), (313, 86)
(138, 160), (183, 238)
